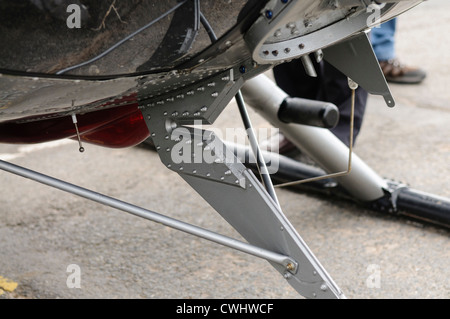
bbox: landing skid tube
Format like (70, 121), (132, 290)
(229, 143), (450, 229)
(239, 75), (450, 230)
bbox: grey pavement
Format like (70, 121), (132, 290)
(0, 0), (449, 299)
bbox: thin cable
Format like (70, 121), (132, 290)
(57, 0), (188, 75)
(200, 11), (217, 43)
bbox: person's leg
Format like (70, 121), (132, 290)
(371, 19), (397, 61)
(371, 19), (426, 84)
(273, 58), (320, 101)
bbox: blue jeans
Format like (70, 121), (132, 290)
(371, 19), (397, 61)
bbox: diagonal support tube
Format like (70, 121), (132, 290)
(0, 159), (297, 271)
(235, 91), (281, 208)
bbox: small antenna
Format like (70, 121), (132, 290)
(71, 100), (85, 153)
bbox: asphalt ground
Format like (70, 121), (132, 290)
(0, 0), (449, 299)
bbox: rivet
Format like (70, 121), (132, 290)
(286, 22), (295, 29)
(283, 272), (292, 279)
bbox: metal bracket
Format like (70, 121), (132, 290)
(244, 0), (397, 65)
(139, 68), (345, 299)
(323, 31), (395, 107)
(140, 69), (247, 187)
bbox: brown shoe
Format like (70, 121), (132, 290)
(380, 59), (427, 84)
